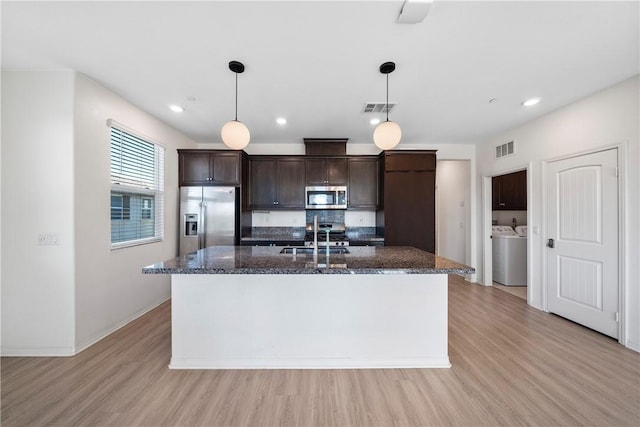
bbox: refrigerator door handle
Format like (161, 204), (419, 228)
(199, 201), (207, 249)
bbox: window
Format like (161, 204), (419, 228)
(109, 123), (164, 247)
(110, 194), (131, 220)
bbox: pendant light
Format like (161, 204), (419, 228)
(221, 61), (250, 150)
(373, 61), (401, 150)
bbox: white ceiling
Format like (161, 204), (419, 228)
(2, 1), (638, 146)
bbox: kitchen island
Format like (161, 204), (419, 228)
(143, 246), (474, 370)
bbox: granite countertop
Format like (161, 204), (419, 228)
(240, 235), (305, 242)
(142, 246), (474, 275)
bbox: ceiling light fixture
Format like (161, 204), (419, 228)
(276, 117), (287, 125)
(373, 61), (401, 150)
(221, 60), (250, 150)
(169, 104), (184, 113)
(370, 118), (381, 125)
(522, 97), (541, 107)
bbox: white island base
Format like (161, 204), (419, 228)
(170, 273), (449, 369)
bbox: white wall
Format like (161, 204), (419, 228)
(1, 71), (198, 355)
(1, 70), (77, 355)
(493, 210), (527, 227)
(73, 74), (198, 351)
(476, 75), (639, 351)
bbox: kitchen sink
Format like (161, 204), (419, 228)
(279, 246), (350, 255)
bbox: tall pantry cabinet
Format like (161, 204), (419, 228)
(377, 150), (436, 253)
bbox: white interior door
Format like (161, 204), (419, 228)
(545, 149), (618, 338)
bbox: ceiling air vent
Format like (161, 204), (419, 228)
(495, 141), (515, 159)
(362, 102), (397, 114)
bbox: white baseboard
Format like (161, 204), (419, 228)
(625, 339), (640, 353)
(169, 357), (452, 370)
(74, 296), (170, 354)
(0, 345), (76, 357)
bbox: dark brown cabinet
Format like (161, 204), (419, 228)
(378, 151), (436, 253)
(178, 150), (241, 186)
(347, 157), (378, 209)
(305, 158), (347, 185)
(492, 170), (527, 210)
(249, 157), (305, 209)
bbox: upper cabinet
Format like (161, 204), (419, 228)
(178, 150), (241, 186)
(347, 157), (378, 209)
(305, 158), (347, 186)
(492, 170), (527, 210)
(249, 157), (305, 209)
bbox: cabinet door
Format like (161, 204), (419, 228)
(305, 158), (347, 185)
(385, 153), (436, 172)
(348, 158), (378, 208)
(492, 170), (527, 210)
(305, 159), (327, 185)
(384, 171), (435, 252)
(180, 152), (211, 185)
(326, 158), (347, 185)
(211, 152), (240, 184)
(276, 159), (305, 208)
(492, 176), (503, 210)
(504, 170), (527, 210)
(249, 159), (277, 208)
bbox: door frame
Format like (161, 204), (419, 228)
(482, 165), (532, 300)
(541, 143), (627, 344)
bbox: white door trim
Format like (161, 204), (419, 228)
(541, 142), (627, 345)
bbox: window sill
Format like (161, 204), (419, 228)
(111, 237), (163, 250)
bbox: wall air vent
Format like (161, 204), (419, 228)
(495, 141), (515, 159)
(362, 102), (397, 114)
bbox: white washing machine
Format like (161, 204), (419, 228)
(492, 226), (527, 286)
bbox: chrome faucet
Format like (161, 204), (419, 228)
(313, 215), (318, 259)
(325, 228), (330, 259)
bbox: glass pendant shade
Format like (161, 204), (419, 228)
(373, 120), (401, 150)
(221, 120), (250, 150)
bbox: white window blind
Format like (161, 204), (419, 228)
(110, 125), (165, 247)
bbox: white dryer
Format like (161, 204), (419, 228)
(492, 226), (527, 286)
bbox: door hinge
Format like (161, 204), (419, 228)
(615, 167), (619, 177)
(615, 312), (619, 322)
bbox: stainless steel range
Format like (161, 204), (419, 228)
(304, 222), (349, 247)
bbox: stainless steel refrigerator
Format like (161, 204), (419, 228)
(179, 187), (238, 255)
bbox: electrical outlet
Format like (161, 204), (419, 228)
(38, 232), (59, 245)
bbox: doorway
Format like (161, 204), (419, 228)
(489, 169), (528, 301)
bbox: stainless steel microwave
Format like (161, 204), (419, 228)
(305, 186), (347, 209)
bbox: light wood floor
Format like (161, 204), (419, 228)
(2, 276), (639, 426)
(492, 283), (527, 300)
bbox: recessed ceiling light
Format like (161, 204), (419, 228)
(169, 105), (184, 113)
(370, 118), (381, 125)
(276, 117), (287, 125)
(522, 97), (541, 107)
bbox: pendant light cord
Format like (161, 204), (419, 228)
(234, 72), (238, 121)
(386, 73), (389, 122)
